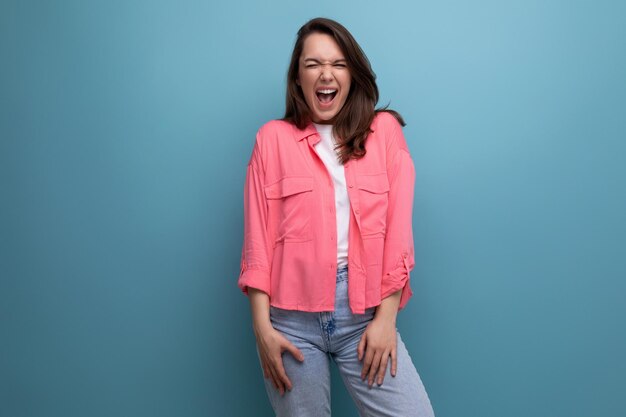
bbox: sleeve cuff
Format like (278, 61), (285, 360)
(381, 253), (414, 311)
(238, 266), (271, 297)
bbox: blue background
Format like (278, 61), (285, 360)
(2, 1), (625, 416)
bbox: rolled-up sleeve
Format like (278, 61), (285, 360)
(237, 134), (273, 297)
(380, 116), (416, 311)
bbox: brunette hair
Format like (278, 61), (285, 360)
(282, 17), (406, 163)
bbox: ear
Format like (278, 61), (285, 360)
(296, 77), (300, 86)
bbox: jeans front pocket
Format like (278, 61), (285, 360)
(269, 305), (286, 324)
(264, 176), (314, 244)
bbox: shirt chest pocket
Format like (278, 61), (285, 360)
(356, 172), (390, 238)
(264, 176), (314, 244)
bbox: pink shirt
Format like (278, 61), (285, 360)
(237, 111), (416, 314)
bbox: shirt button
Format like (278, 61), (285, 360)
(348, 184), (353, 188)
(355, 209), (360, 214)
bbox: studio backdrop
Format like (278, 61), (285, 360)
(1, 1), (625, 416)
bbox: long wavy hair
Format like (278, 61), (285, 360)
(282, 17), (406, 164)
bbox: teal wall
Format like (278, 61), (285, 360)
(2, 1), (625, 416)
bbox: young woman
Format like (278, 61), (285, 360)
(238, 17), (435, 417)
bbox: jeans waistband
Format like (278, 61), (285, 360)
(336, 265), (348, 282)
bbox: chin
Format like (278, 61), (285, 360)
(312, 105), (342, 122)
(314, 116), (337, 125)
(314, 113), (336, 123)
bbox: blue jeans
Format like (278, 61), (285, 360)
(256, 265), (435, 417)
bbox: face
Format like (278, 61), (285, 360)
(296, 32), (352, 124)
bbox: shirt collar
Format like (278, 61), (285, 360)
(294, 121), (318, 142)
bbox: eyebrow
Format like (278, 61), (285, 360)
(303, 58), (347, 63)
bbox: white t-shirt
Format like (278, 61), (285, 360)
(312, 123), (349, 268)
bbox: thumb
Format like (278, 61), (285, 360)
(284, 341), (304, 362)
(357, 332), (366, 361)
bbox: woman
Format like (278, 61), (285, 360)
(238, 17), (435, 417)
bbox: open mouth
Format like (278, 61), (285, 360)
(316, 89), (338, 106)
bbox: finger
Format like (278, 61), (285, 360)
(285, 342), (304, 362)
(258, 353), (268, 379)
(268, 359), (285, 395)
(264, 355), (277, 383)
(260, 354), (272, 380)
(376, 350), (390, 385)
(267, 366), (280, 391)
(274, 356), (293, 392)
(391, 348), (397, 377)
(367, 351), (382, 386)
(361, 347), (375, 380)
(357, 333), (367, 361)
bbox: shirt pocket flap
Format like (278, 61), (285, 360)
(356, 172), (390, 194)
(264, 176), (314, 199)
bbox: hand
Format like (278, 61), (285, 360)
(357, 317), (397, 387)
(255, 324), (304, 396)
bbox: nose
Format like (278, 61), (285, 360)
(320, 64), (334, 81)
